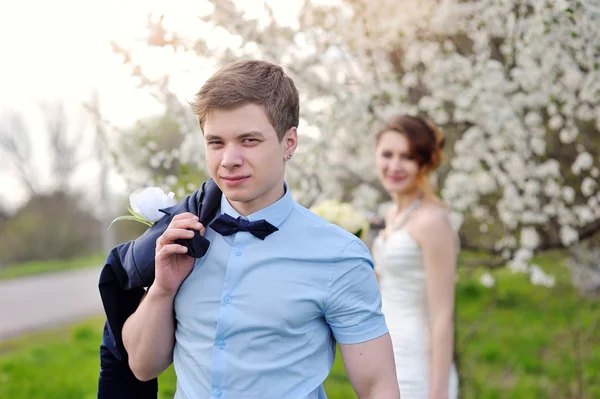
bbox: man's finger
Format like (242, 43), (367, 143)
(171, 213), (199, 222)
(161, 228), (196, 242)
(169, 218), (204, 231)
(156, 243), (189, 258)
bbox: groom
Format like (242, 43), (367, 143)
(108, 60), (399, 398)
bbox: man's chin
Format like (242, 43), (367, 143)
(220, 187), (252, 203)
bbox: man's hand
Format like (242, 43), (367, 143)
(153, 212), (206, 297)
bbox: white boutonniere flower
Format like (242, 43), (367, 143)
(310, 200), (370, 239)
(109, 187), (176, 229)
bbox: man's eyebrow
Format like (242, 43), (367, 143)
(204, 134), (222, 141)
(204, 131), (266, 141)
(238, 131), (266, 139)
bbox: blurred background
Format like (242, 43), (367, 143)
(0, 0), (599, 398)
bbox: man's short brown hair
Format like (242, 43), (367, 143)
(190, 60), (300, 141)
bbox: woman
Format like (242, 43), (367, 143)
(372, 114), (459, 399)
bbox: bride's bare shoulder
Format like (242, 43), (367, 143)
(413, 200), (452, 231)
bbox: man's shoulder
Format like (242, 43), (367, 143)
(289, 203), (371, 257)
(290, 202), (348, 234)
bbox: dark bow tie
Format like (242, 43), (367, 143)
(209, 213), (279, 240)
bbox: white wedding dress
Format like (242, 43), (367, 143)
(372, 210), (459, 399)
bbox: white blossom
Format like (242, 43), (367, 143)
(479, 273), (495, 288)
(582, 177), (598, 197)
(559, 127), (579, 144)
(146, 140), (158, 151)
(474, 172), (497, 195)
(520, 227), (540, 249)
(530, 137), (546, 155)
(562, 187), (576, 204)
(508, 248), (533, 273)
(543, 180), (561, 198)
(548, 115), (564, 130)
(559, 225), (579, 246)
(165, 175), (179, 187)
(575, 205), (596, 225)
(571, 152), (594, 175)
(530, 264), (556, 288)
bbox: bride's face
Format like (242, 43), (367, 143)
(375, 130), (421, 195)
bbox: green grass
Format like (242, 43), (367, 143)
(0, 317), (353, 399)
(0, 252), (105, 281)
(455, 251), (600, 398)
(0, 251), (598, 398)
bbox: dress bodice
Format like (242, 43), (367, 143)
(373, 230), (428, 318)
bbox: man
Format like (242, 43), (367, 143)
(122, 60), (400, 398)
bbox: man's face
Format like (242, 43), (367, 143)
(203, 103), (297, 216)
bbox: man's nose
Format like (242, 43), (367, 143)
(221, 145), (243, 169)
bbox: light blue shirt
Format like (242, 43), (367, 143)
(173, 184), (388, 399)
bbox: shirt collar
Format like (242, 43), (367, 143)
(219, 181), (294, 228)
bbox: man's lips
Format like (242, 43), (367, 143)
(221, 176), (250, 186)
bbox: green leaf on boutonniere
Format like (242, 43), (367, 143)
(108, 214), (153, 230)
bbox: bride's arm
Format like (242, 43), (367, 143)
(415, 209), (457, 399)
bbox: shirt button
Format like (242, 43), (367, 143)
(235, 251), (242, 256)
(216, 390), (222, 398)
(217, 341), (225, 349)
(224, 296), (231, 304)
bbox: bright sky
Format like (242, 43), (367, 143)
(0, 0), (210, 124)
(0, 0), (303, 211)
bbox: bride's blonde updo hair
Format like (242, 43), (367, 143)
(375, 114), (446, 194)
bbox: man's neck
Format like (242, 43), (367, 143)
(226, 182), (286, 216)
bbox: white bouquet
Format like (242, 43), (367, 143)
(109, 187), (177, 229)
(310, 200), (370, 240)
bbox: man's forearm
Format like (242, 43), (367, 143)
(122, 287), (177, 381)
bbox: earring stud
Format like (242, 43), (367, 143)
(286, 153), (292, 160)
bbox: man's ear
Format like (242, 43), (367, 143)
(283, 127), (298, 159)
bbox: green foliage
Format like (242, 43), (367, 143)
(455, 252), (600, 398)
(0, 252), (104, 281)
(0, 252), (598, 398)
(0, 192), (102, 266)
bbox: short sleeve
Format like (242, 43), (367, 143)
(324, 240), (389, 344)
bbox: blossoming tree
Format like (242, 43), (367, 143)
(109, 0), (600, 285)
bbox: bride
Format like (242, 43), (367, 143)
(372, 114), (459, 399)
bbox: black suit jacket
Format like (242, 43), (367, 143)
(97, 179), (222, 399)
